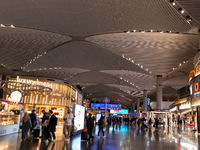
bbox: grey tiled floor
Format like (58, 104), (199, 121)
(0, 123), (198, 150)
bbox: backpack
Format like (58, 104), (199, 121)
(98, 119), (102, 126)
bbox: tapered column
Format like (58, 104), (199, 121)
(137, 97), (140, 112)
(143, 90), (147, 111)
(157, 75), (162, 110)
(132, 102), (135, 112)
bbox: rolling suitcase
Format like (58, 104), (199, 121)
(81, 129), (88, 140)
(33, 125), (41, 138)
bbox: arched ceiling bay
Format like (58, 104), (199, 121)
(0, 0), (192, 36)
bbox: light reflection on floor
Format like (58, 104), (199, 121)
(0, 123), (199, 150)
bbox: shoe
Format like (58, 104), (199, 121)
(53, 139), (56, 143)
(45, 140), (49, 145)
(98, 136), (100, 139)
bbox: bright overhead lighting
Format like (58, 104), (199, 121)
(133, 30), (136, 32)
(172, 2), (175, 5)
(10, 25), (15, 28)
(160, 31), (163, 33)
(181, 10), (184, 14)
(151, 30), (153, 32)
(127, 31), (130, 33)
(132, 60), (134, 63)
(0, 24), (5, 27)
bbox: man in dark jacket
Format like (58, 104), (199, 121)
(87, 114), (94, 140)
(47, 110), (57, 144)
(29, 110), (37, 133)
(155, 118), (159, 129)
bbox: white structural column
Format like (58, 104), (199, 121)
(157, 75), (163, 110)
(137, 97), (140, 112)
(143, 90), (147, 111)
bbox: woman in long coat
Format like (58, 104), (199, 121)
(21, 112), (32, 141)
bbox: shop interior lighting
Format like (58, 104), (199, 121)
(133, 30), (136, 32)
(151, 30), (153, 32)
(160, 31), (163, 33)
(127, 31), (130, 33)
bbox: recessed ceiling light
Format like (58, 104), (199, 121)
(172, 2), (175, 5)
(0, 24), (5, 27)
(181, 10), (184, 14)
(10, 25), (15, 28)
(133, 30), (136, 32)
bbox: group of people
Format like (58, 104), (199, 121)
(21, 109), (58, 144)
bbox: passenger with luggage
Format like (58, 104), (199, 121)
(87, 114), (94, 140)
(21, 112), (32, 141)
(46, 110), (57, 144)
(29, 110), (37, 134)
(98, 116), (106, 139)
(155, 118), (159, 129)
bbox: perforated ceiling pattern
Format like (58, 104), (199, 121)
(26, 42), (147, 74)
(0, 27), (71, 69)
(67, 71), (129, 86)
(176, 0), (200, 23)
(100, 70), (155, 90)
(86, 33), (198, 75)
(0, 0), (191, 36)
(21, 68), (89, 80)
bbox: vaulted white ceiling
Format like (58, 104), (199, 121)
(0, 0), (199, 108)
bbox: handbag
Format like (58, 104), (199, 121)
(20, 125), (22, 129)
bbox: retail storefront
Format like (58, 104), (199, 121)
(0, 76), (83, 135)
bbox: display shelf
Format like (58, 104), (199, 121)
(0, 115), (19, 126)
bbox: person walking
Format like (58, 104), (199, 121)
(63, 109), (74, 142)
(98, 116), (106, 139)
(155, 118), (159, 129)
(87, 114), (94, 140)
(29, 110), (37, 133)
(148, 118), (152, 127)
(40, 110), (46, 139)
(137, 119), (140, 128)
(21, 112), (32, 141)
(46, 110), (57, 144)
(42, 112), (49, 141)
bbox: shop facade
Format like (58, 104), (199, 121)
(0, 76), (83, 135)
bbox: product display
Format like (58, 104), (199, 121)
(0, 115), (19, 126)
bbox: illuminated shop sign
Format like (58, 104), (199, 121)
(170, 107), (177, 112)
(110, 109), (128, 114)
(179, 104), (191, 110)
(189, 65), (200, 81)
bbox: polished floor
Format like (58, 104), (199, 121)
(0, 123), (199, 150)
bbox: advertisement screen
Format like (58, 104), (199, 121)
(110, 109), (128, 114)
(96, 114), (101, 123)
(73, 104), (85, 131)
(91, 103), (121, 109)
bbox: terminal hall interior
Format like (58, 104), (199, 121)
(0, 0), (200, 150)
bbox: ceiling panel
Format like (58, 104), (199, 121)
(0, 0), (191, 36)
(86, 32), (199, 75)
(176, 0), (200, 23)
(25, 41), (148, 74)
(0, 27), (71, 69)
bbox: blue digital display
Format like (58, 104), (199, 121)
(110, 109), (128, 114)
(91, 103), (121, 109)
(129, 113), (140, 117)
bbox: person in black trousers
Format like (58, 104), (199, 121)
(87, 114), (94, 140)
(40, 110), (46, 139)
(46, 110), (57, 144)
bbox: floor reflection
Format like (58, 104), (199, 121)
(0, 123), (199, 150)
